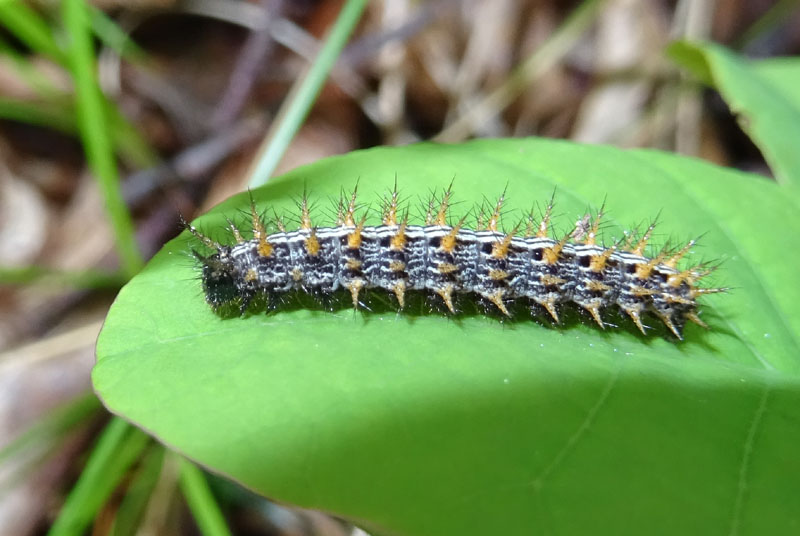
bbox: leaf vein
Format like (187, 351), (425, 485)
(528, 366), (620, 492)
(729, 383), (770, 536)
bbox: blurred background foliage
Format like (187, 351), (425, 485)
(1, 0), (799, 534)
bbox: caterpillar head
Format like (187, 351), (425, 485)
(195, 248), (239, 310)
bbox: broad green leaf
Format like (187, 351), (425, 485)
(94, 139), (800, 536)
(752, 57), (800, 111)
(668, 41), (800, 193)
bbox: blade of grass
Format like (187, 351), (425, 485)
(735, 0), (800, 50)
(48, 418), (150, 536)
(0, 36), (64, 97)
(62, 0), (143, 276)
(178, 456), (232, 536)
(0, 95), (157, 168)
(0, 1), (65, 62)
(0, 393), (101, 465)
(0, 97), (76, 133)
(0, 3), (156, 168)
(0, 2), (145, 64)
(104, 99), (160, 168)
(0, 265), (126, 288)
(247, 0), (368, 187)
(110, 445), (166, 536)
(0, 394), (102, 502)
(89, 6), (147, 61)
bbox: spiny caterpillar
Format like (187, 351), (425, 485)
(186, 185), (726, 339)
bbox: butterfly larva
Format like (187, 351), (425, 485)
(187, 185), (726, 339)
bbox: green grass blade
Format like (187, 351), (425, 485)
(109, 446), (166, 536)
(0, 1), (65, 62)
(0, 1), (144, 64)
(735, 0), (800, 49)
(247, 0), (368, 187)
(104, 99), (160, 168)
(0, 265), (126, 289)
(178, 457), (232, 536)
(0, 94), (157, 168)
(48, 418), (150, 536)
(0, 1), (155, 168)
(61, 0), (143, 276)
(0, 96), (76, 132)
(0, 393), (100, 466)
(89, 6), (147, 61)
(0, 35), (63, 97)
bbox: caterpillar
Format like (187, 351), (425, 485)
(186, 185), (725, 339)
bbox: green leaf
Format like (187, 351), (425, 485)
(668, 41), (800, 193)
(94, 139), (800, 536)
(752, 57), (800, 111)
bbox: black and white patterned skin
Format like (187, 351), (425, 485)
(192, 193), (722, 340)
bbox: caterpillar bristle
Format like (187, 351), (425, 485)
(381, 181), (401, 226)
(582, 199), (607, 246)
(299, 192), (313, 230)
(621, 305), (648, 336)
(536, 196), (554, 239)
(582, 302), (606, 330)
(538, 299), (560, 324)
(226, 218), (244, 243)
(487, 187), (507, 232)
(182, 216), (220, 252)
(685, 311), (709, 329)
